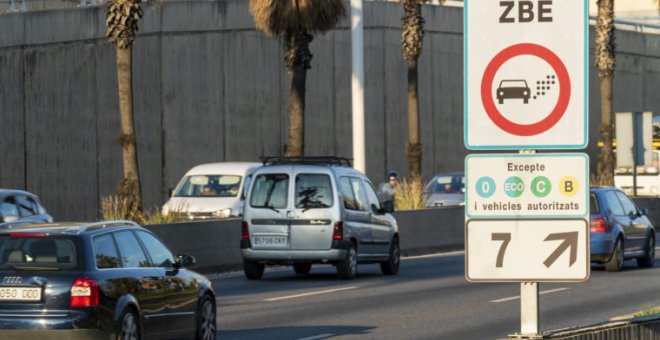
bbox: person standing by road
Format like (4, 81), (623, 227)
(377, 171), (399, 213)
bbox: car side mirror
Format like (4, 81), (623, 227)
(371, 204), (385, 215)
(639, 208), (648, 216)
(168, 188), (174, 197)
(175, 254), (196, 268)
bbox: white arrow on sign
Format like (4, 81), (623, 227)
(466, 219), (589, 282)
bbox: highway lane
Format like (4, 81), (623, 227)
(214, 247), (660, 339)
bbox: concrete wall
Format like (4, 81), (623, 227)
(145, 206), (464, 273)
(0, 1), (659, 221)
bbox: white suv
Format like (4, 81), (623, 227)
(240, 157), (400, 280)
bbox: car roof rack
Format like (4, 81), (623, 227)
(261, 156), (353, 167)
(83, 220), (140, 231)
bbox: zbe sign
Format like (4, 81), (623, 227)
(464, 0), (588, 150)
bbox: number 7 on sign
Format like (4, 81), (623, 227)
(492, 233), (511, 268)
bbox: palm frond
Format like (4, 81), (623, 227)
(249, 0), (345, 37)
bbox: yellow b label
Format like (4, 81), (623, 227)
(559, 176), (578, 197)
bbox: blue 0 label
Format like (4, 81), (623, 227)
(475, 176), (496, 198)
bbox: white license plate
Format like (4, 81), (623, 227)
(253, 236), (288, 247)
(0, 287), (41, 301)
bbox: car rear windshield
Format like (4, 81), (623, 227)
(0, 235), (82, 271)
(250, 174), (289, 209)
(426, 175), (464, 194)
(295, 174), (333, 210)
(174, 175), (242, 197)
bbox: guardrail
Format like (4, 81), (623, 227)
(509, 314), (660, 339)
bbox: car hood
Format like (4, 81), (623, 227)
(163, 197), (242, 213)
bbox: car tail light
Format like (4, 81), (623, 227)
(590, 217), (607, 233)
(333, 222), (344, 241)
(241, 221), (250, 240)
(70, 278), (99, 307)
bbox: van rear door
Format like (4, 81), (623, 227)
(289, 173), (336, 250)
(247, 171), (292, 250)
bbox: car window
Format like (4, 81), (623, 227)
(0, 235), (80, 270)
(364, 180), (381, 210)
(615, 191), (637, 216)
(604, 191), (625, 216)
(589, 193), (599, 214)
(350, 178), (368, 211)
(241, 174), (253, 200)
(174, 175), (242, 197)
(295, 174), (333, 210)
(93, 234), (121, 269)
(339, 177), (358, 210)
(0, 197), (19, 219)
(113, 231), (150, 268)
(16, 196), (37, 217)
(250, 174), (289, 209)
(136, 230), (176, 268)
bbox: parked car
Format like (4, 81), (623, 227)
(423, 172), (465, 207)
(0, 189), (53, 228)
(590, 186), (655, 272)
(0, 221), (216, 339)
(240, 157), (400, 280)
(162, 162), (261, 219)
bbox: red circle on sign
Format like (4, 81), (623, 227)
(481, 43), (571, 136)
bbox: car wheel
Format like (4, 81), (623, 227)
(337, 244), (357, 280)
(196, 295), (216, 340)
(116, 308), (140, 340)
(244, 260), (265, 280)
(605, 238), (624, 272)
(293, 263), (312, 275)
(380, 238), (400, 275)
(637, 234), (655, 268)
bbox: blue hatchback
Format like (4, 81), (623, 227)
(590, 187), (656, 271)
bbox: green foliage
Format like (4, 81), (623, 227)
(99, 195), (188, 225)
(635, 304), (660, 317)
(394, 177), (425, 211)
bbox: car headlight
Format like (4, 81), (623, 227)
(161, 205), (169, 217)
(499, 91), (504, 96)
(651, 186), (658, 194)
(213, 209), (232, 218)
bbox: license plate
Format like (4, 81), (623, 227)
(0, 287), (41, 301)
(253, 236), (288, 247)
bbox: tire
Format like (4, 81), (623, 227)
(637, 234), (655, 268)
(380, 238), (400, 275)
(244, 260), (265, 280)
(293, 263), (312, 275)
(196, 295), (216, 340)
(337, 244), (357, 280)
(605, 238), (624, 272)
(116, 308), (140, 340)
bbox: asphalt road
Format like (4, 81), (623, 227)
(213, 245), (660, 340)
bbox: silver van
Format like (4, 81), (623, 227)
(240, 157), (400, 280)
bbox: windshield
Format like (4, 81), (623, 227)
(426, 175), (465, 194)
(295, 174), (333, 210)
(174, 175), (242, 197)
(250, 174), (289, 209)
(499, 80), (527, 88)
(0, 235), (82, 271)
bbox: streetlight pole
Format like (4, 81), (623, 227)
(351, 0), (366, 174)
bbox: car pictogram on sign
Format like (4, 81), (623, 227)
(496, 79), (530, 104)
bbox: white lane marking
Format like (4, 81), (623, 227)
(403, 250), (465, 260)
(490, 287), (570, 303)
(297, 334), (335, 340)
(264, 286), (357, 302)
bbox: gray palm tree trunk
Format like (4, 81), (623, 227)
(115, 46), (142, 214)
(284, 30), (313, 157)
(595, 0), (616, 186)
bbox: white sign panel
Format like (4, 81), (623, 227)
(465, 0), (588, 149)
(465, 153), (589, 219)
(466, 219), (589, 282)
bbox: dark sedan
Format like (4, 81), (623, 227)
(590, 186), (655, 271)
(0, 189), (53, 228)
(0, 221), (216, 339)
